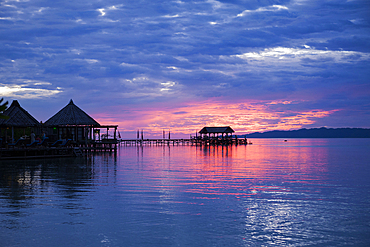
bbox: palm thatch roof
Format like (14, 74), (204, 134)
(0, 100), (41, 127)
(45, 99), (100, 126)
(199, 126), (234, 134)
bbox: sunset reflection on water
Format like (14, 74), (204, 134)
(128, 139), (330, 202)
(1, 139), (369, 246)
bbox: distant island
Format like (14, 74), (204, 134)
(242, 127), (370, 138)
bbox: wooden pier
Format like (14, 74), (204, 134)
(119, 137), (252, 146)
(0, 138), (251, 160)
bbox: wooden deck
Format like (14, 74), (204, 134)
(0, 147), (77, 160)
(0, 141), (119, 160)
(120, 138), (252, 146)
(0, 138), (252, 160)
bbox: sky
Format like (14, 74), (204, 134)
(1, 0), (369, 138)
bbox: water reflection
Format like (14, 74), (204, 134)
(1, 139), (369, 246)
(120, 142), (331, 202)
(189, 143), (330, 198)
(0, 157), (96, 230)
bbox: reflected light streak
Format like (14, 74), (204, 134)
(131, 142), (329, 201)
(194, 143), (328, 177)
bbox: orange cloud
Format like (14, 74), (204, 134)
(93, 100), (338, 138)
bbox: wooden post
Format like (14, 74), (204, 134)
(85, 127), (88, 146)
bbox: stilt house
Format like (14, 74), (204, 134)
(0, 100), (41, 143)
(199, 126), (235, 139)
(44, 99), (118, 143)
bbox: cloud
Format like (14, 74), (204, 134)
(237, 5), (289, 17)
(0, 84), (62, 99)
(234, 46), (370, 63)
(1, 0), (369, 133)
(94, 99), (338, 138)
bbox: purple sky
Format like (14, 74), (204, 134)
(1, 0), (369, 138)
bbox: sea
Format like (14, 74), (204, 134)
(1, 138), (369, 246)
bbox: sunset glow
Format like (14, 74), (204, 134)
(94, 100), (337, 138)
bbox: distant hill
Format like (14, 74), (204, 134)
(243, 127), (370, 138)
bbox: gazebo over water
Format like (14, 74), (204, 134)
(198, 126), (235, 139)
(0, 100), (41, 143)
(45, 99), (118, 143)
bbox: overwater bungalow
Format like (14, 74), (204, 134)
(0, 100), (41, 144)
(198, 126), (235, 139)
(194, 126), (249, 145)
(44, 99), (118, 145)
(0, 99), (119, 159)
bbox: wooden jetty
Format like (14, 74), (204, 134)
(120, 126), (251, 146)
(0, 137), (252, 160)
(120, 137), (251, 146)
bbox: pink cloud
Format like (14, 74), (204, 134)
(93, 99), (338, 139)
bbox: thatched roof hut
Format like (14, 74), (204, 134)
(0, 100), (40, 128)
(199, 126), (234, 134)
(198, 126), (235, 139)
(44, 99), (117, 143)
(45, 99), (100, 127)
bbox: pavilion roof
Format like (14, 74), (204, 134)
(45, 99), (100, 126)
(0, 100), (41, 127)
(199, 126), (235, 134)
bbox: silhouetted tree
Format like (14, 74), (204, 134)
(0, 98), (9, 119)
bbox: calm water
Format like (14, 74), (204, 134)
(1, 139), (370, 246)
